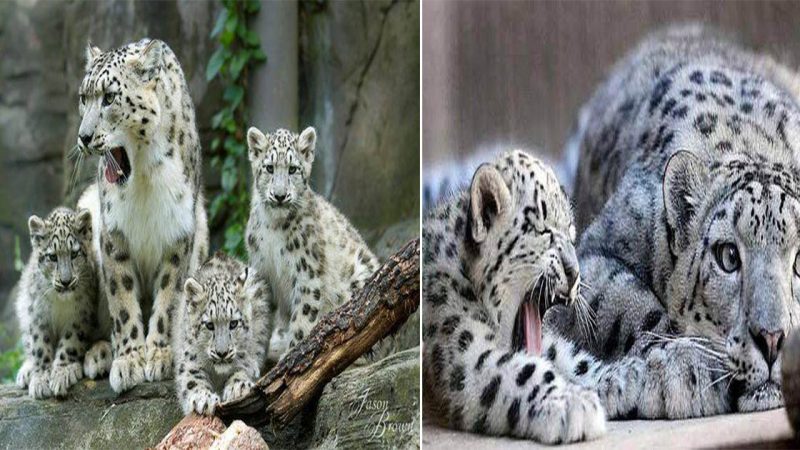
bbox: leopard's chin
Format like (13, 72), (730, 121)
(736, 380), (783, 412)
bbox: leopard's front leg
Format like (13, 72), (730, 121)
(145, 236), (192, 381)
(577, 252), (732, 418)
(222, 367), (257, 403)
(18, 316), (55, 399)
(285, 278), (325, 352)
(103, 231), (146, 393)
(50, 311), (92, 397)
(176, 361), (219, 416)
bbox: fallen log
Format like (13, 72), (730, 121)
(217, 238), (420, 428)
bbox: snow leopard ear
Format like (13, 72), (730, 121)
(134, 39), (164, 82)
(85, 41), (102, 71)
(184, 278), (204, 310)
(247, 127), (268, 161)
(74, 209), (92, 242)
(28, 215), (47, 248)
(297, 126), (317, 164)
(663, 150), (709, 252)
(237, 267), (249, 286)
(469, 164), (512, 244)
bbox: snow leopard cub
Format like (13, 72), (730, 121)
(173, 252), (271, 416)
(15, 207), (111, 398)
(245, 126), (381, 361)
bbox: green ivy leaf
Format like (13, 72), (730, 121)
(251, 48), (267, 63)
(206, 47), (228, 81)
(229, 52), (251, 81)
(223, 85), (245, 108)
(221, 167), (237, 192)
(243, 29), (260, 46)
(224, 223), (244, 253)
(209, 195), (225, 220)
(210, 9), (228, 38)
(246, 0), (260, 13)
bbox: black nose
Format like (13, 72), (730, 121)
(751, 328), (785, 367)
(274, 194), (286, 204)
(80, 133), (92, 147)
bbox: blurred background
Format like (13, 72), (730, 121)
(0, 0), (419, 378)
(422, 0), (800, 207)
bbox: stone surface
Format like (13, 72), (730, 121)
(300, 0), (420, 238)
(0, 347), (419, 449)
(0, 379), (182, 449)
(211, 420), (270, 450)
(423, 409), (795, 449)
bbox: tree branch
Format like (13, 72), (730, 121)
(216, 238), (420, 428)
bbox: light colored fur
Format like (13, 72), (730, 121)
(172, 253), (272, 416)
(15, 207), (111, 398)
(77, 38), (208, 393)
(423, 150), (644, 444)
(559, 25), (800, 417)
(245, 126), (384, 361)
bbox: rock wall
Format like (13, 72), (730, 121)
(300, 0), (421, 243)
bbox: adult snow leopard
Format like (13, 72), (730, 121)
(560, 25), (800, 417)
(77, 38), (208, 393)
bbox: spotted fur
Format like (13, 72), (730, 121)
(76, 39), (209, 393)
(173, 253), (271, 416)
(245, 126), (388, 361)
(560, 25), (800, 417)
(423, 150), (644, 444)
(15, 207), (111, 398)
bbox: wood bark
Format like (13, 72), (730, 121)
(217, 238), (420, 427)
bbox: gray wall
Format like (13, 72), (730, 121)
(423, 0), (800, 168)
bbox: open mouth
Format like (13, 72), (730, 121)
(104, 147), (131, 185)
(512, 284), (569, 356)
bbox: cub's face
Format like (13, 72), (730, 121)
(247, 127), (316, 208)
(467, 150), (581, 357)
(665, 152), (800, 411)
(29, 208), (92, 294)
(184, 271), (251, 368)
(78, 39), (166, 186)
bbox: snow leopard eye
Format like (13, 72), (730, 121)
(288, 166), (298, 175)
(229, 320), (239, 330)
(71, 249), (80, 259)
(204, 322), (215, 331)
(714, 242), (740, 273)
(47, 253), (57, 262)
(794, 253), (800, 278)
(102, 92), (116, 107)
(79, 94), (86, 105)
(266, 164), (274, 174)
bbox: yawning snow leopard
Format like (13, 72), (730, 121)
(559, 25), (800, 417)
(77, 38), (208, 393)
(423, 150), (643, 444)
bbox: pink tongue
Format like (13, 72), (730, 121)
(105, 159), (119, 184)
(523, 302), (543, 356)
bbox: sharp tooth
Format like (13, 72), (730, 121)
(117, 169), (124, 176)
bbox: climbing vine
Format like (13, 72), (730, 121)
(206, 0), (266, 257)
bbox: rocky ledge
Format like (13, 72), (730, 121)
(0, 348), (419, 449)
